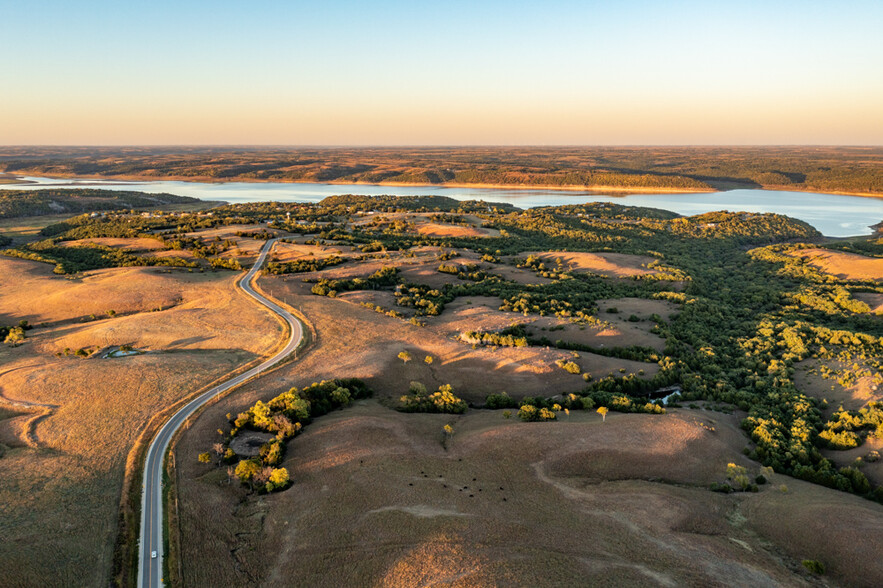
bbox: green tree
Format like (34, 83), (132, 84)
(235, 459), (263, 490)
(4, 327), (25, 347)
(726, 463), (750, 490)
(266, 467), (290, 492)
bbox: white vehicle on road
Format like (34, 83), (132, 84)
(138, 239), (303, 588)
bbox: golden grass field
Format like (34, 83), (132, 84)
(175, 398), (883, 587)
(4, 223), (882, 587)
(350, 212), (500, 239)
(167, 247), (883, 587)
(262, 274), (658, 401)
(787, 248), (883, 282)
(794, 358), (883, 488)
(56, 237), (166, 251)
(517, 251), (660, 278)
(0, 256), (280, 587)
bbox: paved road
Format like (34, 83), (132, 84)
(138, 238), (302, 588)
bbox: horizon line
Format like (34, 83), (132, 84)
(2, 144), (883, 149)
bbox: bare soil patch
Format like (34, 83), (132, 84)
(229, 431), (275, 457)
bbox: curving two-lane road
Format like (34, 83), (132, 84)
(138, 238), (302, 588)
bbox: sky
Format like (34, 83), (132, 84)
(2, 0), (882, 145)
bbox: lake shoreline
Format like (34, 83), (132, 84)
(6, 172), (883, 200)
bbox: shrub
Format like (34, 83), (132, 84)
(485, 392), (518, 409)
(555, 358), (581, 374)
(519, 405), (556, 422)
(265, 467), (291, 492)
(801, 560), (826, 575)
(399, 384), (467, 414)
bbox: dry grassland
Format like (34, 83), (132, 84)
(794, 360), (883, 486)
(854, 292), (883, 315)
(743, 477), (883, 584)
(175, 399), (883, 586)
(794, 359), (881, 414)
(56, 237), (165, 251)
(517, 251), (660, 278)
(787, 248), (883, 282)
(438, 296), (672, 352)
(269, 240), (353, 263)
(351, 212), (499, 239)
(0, 257), (280, 587)
(183, 223), (272, 263)
(416, 222), (498, 238)
(491, 266), (554, 285)
(263, 277), (657, 402)
(0, 214), (72, 245)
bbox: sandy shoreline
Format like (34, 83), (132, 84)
(3, 172), (883, 200)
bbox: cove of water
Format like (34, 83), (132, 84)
(3, 176), (881, 238)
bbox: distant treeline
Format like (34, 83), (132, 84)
(2, 146), (883, 195)
(0, 189), (203, 218)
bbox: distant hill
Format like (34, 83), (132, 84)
(317, 194), (519, 213)
(0, 189), (204, 218)
(2, 146), (882, 196)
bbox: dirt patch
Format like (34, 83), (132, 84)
(787, 248), (883, 282)
(229, 431), (275, 457)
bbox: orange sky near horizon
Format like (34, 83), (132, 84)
(3, 1), (882, 145)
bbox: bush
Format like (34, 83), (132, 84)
(555, 359), (581, 374)
(399, 383), (468, 414)
(801, 560), (826, 575)
(265, 467), (291, 492)
(519, 405), (556, 422)
(485, 392), (518, 409)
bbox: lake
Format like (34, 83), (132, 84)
(3, 176), (882, 238)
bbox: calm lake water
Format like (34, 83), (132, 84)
(4, 176), (882, 238)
